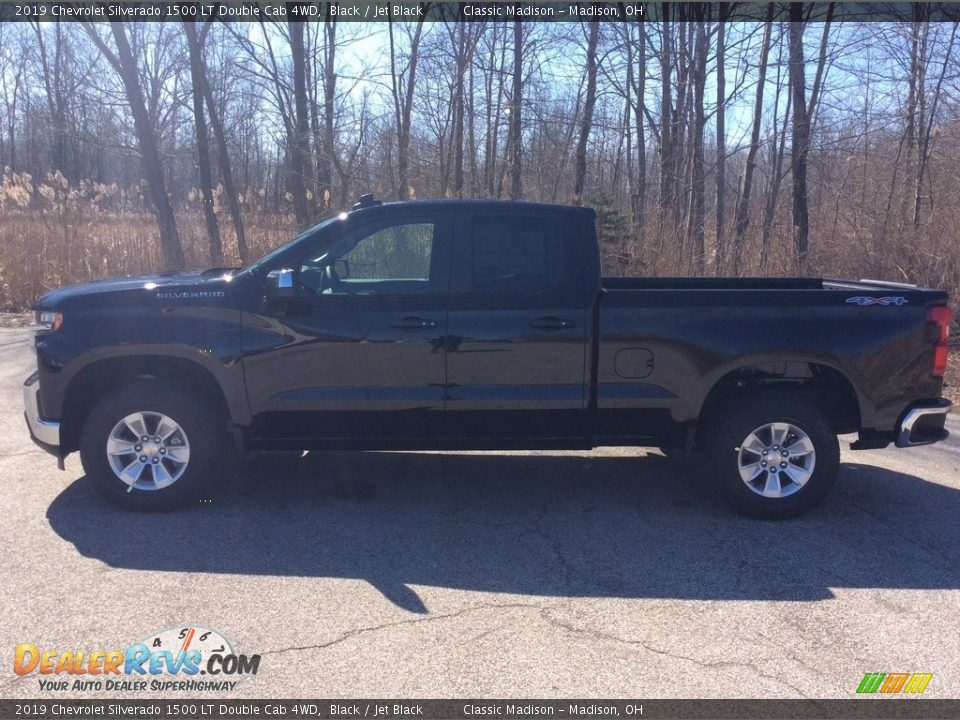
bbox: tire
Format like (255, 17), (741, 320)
(702, 391), (839, 519)
(79, 381), (224, 512)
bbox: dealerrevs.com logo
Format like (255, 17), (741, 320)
(14, 625), (261, 693)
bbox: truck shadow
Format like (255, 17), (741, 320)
(46, 452), (960, 613)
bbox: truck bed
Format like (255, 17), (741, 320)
(602, 277), (928, 292)
(595, 275), (948, 443)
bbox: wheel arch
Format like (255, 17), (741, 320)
(695, 359), (862, 444)
(60, 355), (233, 454)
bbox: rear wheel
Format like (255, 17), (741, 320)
(703, 392), (839, 519)
(80, 381), (224, 511)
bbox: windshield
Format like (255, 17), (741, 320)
(242, 215), (342, 273)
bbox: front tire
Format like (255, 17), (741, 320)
(703, 392), (839, 519)
(80, 381), (224, 511)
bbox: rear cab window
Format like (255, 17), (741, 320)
(451, 213), (574, 301)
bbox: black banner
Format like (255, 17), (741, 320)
(2, 1), (960, 23)
(4, 700), (960, 720)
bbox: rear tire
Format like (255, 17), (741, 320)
(79, 381), (224, 512)
(703, 391), (839, 519)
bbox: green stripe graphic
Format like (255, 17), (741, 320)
(857, 673), (886, 694)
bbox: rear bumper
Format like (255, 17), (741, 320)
(895, 399), (952, 448)
(23, 371), (61, 455)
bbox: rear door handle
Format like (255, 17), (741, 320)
(392, 316), (439, 330)
(529, 316), (576, 330)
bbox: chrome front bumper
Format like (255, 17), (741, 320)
(23, 371), (61, 449)
(895, 399), (952, 448)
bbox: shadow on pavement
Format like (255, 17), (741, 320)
(46, 452), (960, 612)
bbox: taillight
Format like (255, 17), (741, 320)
(926, 305), (951, 377)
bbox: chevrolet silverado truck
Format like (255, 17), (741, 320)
(24, 197), (953, 518)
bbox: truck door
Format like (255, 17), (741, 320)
(244, 211), (452, 441)
(444, 210), (589, 440)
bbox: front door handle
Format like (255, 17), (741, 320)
(529, 316), (575, 330)
(392, 316), (439, 330)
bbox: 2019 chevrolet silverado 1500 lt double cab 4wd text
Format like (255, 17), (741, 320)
(24, 197), (952, 518)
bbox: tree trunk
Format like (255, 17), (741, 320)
(183, 23), (222, 265)
(672, 14), (692, 235)
(389, 14), (426, 201)
(572, 21), (600, 206)
(714, 11), (726, 273)
(789, 3), (810, 267)
(634, 24), (646, 249)
(687, 14), (707, 274)
(914, 20), (956, 228)
(200, 54), (248, 264)
(34, 21), (70, 179)
(658, 4), (673, 229)
(289, 21), (315, 225)
(509, 18), (523, 200)
(452, 22), (467, 197)
(321, 9), (338, 211)
(731, 8), (773, 269)
(762, 53), (792, 269)
(806, 2), (835, 138)
(84, 25), (183, 271)
(467, 50), (478, 195)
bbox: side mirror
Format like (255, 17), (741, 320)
(334, 258), (350, 279)
(265, 268), (296, 298)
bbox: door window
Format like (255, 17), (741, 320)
(301, 222), (436, 295)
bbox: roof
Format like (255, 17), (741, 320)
(348, 197), (597, 218)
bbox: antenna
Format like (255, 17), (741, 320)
(352, 194), (382, 210)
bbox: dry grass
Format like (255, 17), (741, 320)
(0, 310), (31, 328)
(0, 170), (297, 310)
(0, 209), (297, 310)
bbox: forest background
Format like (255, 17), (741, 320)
(0, 2), (958, 329)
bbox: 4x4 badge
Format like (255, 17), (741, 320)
(845, 296), (909, 306)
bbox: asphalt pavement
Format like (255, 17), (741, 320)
(1, 327), (959, 699)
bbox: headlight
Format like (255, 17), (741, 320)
(34, 311), (63, 331)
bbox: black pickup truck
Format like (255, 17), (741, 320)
(24, 197), (952, 518)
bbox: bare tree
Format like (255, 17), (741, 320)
(914, 20), (957, 227)
(657, 6), (673, 232)
(687, 11), (708, 273)
(388, 11), (428, 200)
(82, 24), (183, 270)
(317, 6), (339, 211)
(732, 7), (774, 269)
(34, 21), (72, 180)
(445, 17), (479, 198)
(714, 9), (726, 273)
(761, 31), (792, 268)
(789, 3), (811, 267)
(0, 25), (24, 169)
(572, 21), (600, 206)
(509, 17), (523, 200)
(200, 29), (248, 264)
(632, 22), (646, 247)
(289, 20), (316, 225)
(183, 22), (222, 265)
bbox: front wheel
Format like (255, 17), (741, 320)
(80, 381), (224, 511)
(703, 392), (840, 519)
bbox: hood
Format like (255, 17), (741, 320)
(35, 270), (237, 311)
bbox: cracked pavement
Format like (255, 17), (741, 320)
(1, 327), (959, 699)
